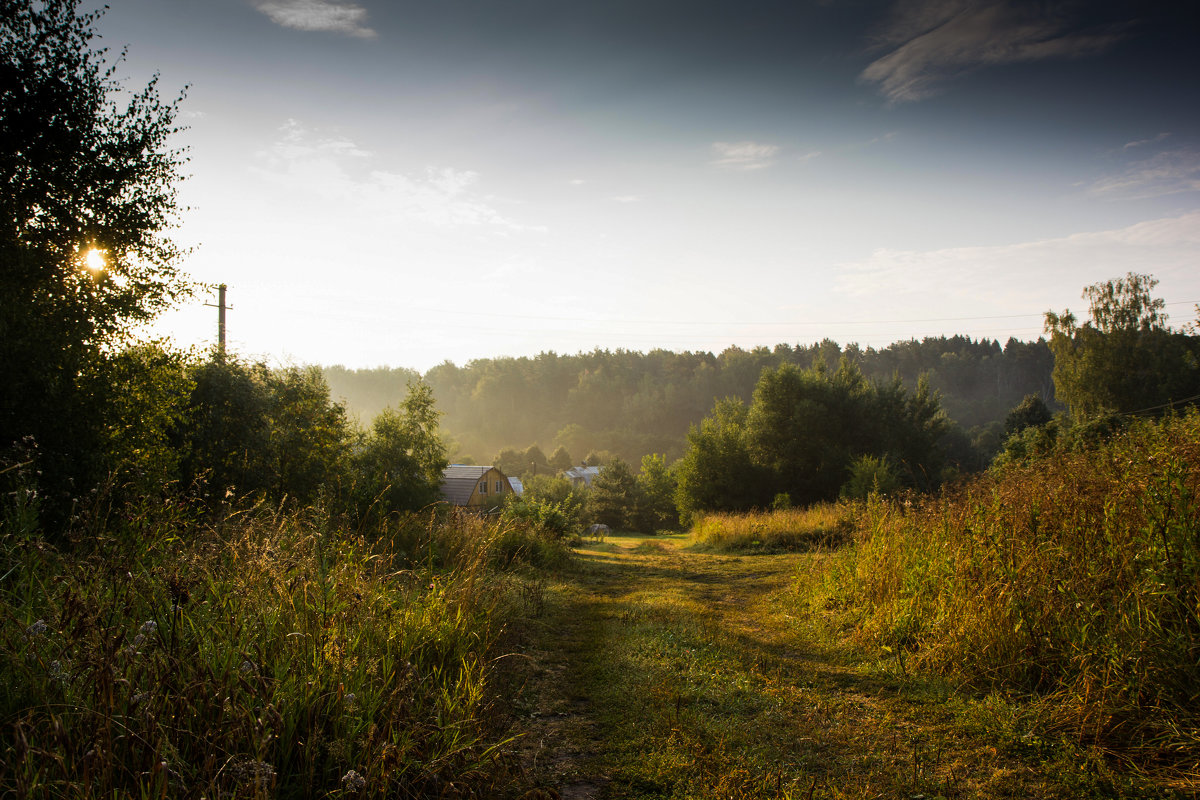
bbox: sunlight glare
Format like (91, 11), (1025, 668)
(85, 248), (105, 272)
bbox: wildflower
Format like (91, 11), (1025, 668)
(49, 660), (68, 681)
(240, 660), (254, 674)
(344, 692), (357, 707)
(132, 633), (147, 648)
(25, 619), (48, 637)
(139, 620), (157, 636)
(342, 770), (366, 791)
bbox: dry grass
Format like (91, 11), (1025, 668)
(690, 504), (856, 553)
(800, 410), (1200, 766)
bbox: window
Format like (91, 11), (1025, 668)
(496, 481), (503, 493)
(479, 481), (487, 494)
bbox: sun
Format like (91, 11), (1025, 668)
(84, 248), (105, 272)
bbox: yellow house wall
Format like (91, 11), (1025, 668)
(465, 467), (511, 507)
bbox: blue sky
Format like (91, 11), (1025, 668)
(98, 0), (1200, 371)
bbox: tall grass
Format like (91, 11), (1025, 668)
(0, 500), (568, 798)
(691, 503), (855, 553)
(801, 411), (1200, 758)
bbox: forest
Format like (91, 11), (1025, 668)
(326, 334), (1057, 471)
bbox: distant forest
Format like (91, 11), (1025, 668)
(324, 336), (1056, 468)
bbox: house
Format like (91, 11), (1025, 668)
(439, 464), (515, 510)
(563, 464), (601, 489)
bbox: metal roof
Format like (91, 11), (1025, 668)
(439, 464), (492, 506)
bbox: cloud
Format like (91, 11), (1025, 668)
(1123, 132), (1171, 149)
(255, 120), (534, 230)
(836, 212), (1200, 310)
(251, 0), (375, 38)
(1091, 147), (1200, 199)
(861, 0), (1124, 103)
(710, 141), (780, 170)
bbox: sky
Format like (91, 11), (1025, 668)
(95, 0), (1200, 372)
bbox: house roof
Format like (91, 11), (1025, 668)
(508, 477), (524, 496)
(439, 464), (493, 505)
(563, 465), (602, 487)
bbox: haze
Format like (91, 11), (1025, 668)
(99, 0), (1200, 371)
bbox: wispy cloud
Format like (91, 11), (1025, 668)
(861, 0), (1124, 103)
(257, 120), (534, 230)
(710, 141), (780, 170)
(836, 212), (1200, 310)
(251, 0), (375, 38)
(1123, 132), (1171, 150)
(1091, 147), (1200, 199)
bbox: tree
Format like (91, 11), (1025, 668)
(674, 398), (766, 520)
(350, 382), (448, 520)
(548, 445), (574, 473)
(1004, 394), (1052, 438)
(636, 453), (679, 531)
(268, 366), (351, 506)
(1, 0), (190, 524)
(177, 358), (275, 505)
(1046, 274), (1200, 418)
(589, 458), (642, 530)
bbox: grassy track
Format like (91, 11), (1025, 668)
(505, 533), (1185, 800)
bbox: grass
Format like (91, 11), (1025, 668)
(690, 504), (856, 553)
(798, 411), (1200, 766)
(0, 500), (570, 798)
(502, 490), (1198, 799)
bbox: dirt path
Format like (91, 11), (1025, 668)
(504, 535), (1090, 799)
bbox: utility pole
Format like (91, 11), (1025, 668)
(204, 284), (230, 359)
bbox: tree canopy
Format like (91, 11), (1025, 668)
(1, 0), (191, 522)
(1046, 273), (1200, 418)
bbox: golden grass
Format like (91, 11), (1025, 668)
(799, 411), (1200, 762)
(690, 503), (856, 553)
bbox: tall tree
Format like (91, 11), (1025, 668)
(1, 0), (190, 523)
(1046, 274), (1200, 418)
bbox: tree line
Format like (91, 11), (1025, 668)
(326, 334), (1057, 470)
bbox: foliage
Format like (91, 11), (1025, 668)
(499, 492), (584, 543)
(839, 454), (901, 500)
(176, 356), (276, 503)
(349, 382), (448, 521)
(548, 444), (573, 472)
(1, 0), (191, 527)
(99, 341), (194, 500)
(0, 500), (553, 798)
(589, 457), (642, 530)
(1046, 273), (1200, 418)
(674, 398), (766, 521)
(267, 365), (352, 507)
(804, 410), (1200, 755)
(636, 453), (680, 531)
(676, 362), (949, 516)
(1003, 393), (1052, 438)
(336, 338), (1057, 469)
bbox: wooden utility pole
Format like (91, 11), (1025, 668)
(204, 284), (230, 358)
